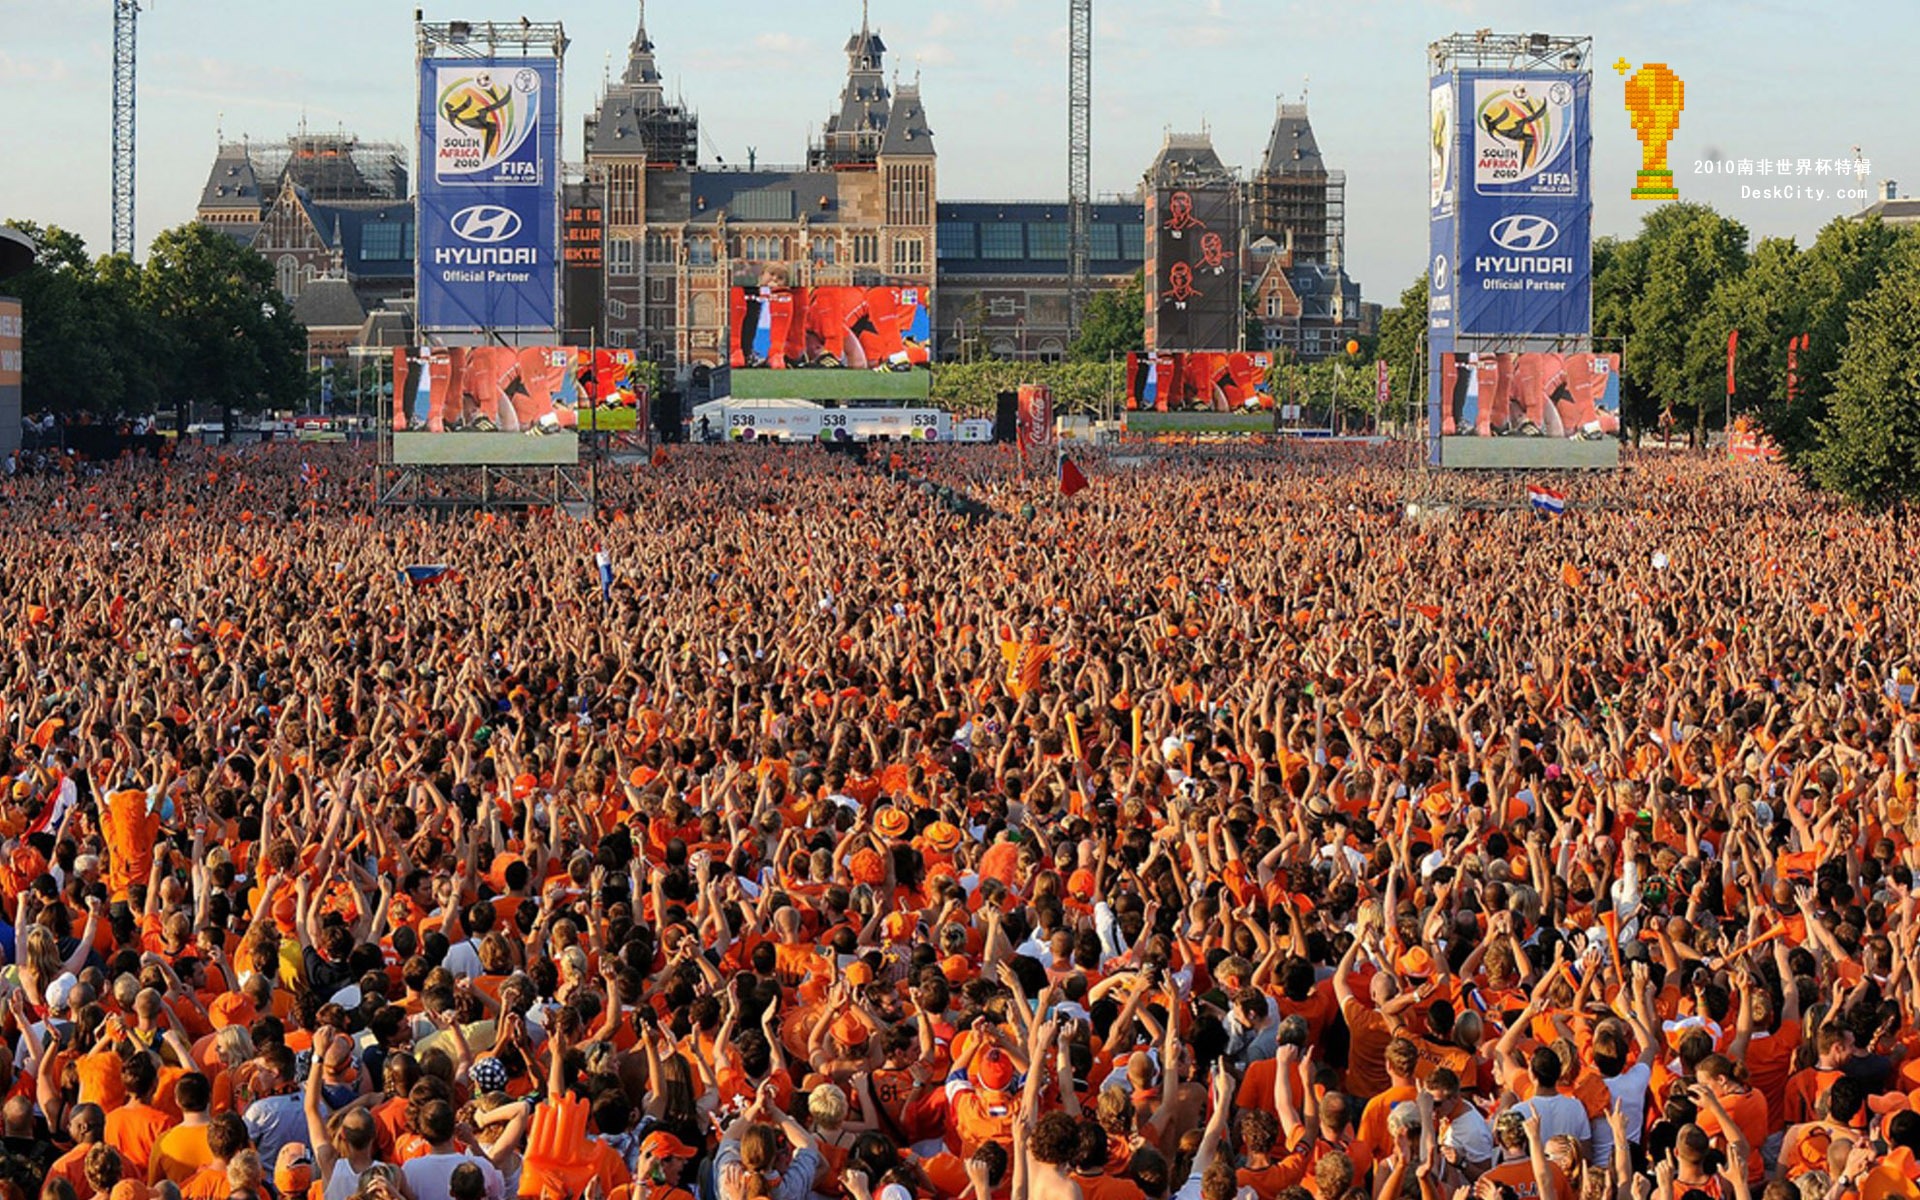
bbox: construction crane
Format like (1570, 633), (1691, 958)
(112, 0), (139, 257)
(1066, 0), (1091, 338)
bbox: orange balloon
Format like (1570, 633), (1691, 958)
(1346, 340), (1361, 355)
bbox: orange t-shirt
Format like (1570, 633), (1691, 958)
(1483, 1157), (1571, 1200)
(1341, 996), (1395, 1099)
(104, 1101), (175, 1179)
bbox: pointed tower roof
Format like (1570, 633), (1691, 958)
(1262, 100), (1326, 178)
(623, 0), (661, 87)
(586, 0), (699, 165)
(812, 4), (892, 167)
(880, 83), (934, 158)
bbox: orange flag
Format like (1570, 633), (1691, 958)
(1561, 563), (1584, 590)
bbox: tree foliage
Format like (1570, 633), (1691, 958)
(1374, 274), (1427, 416)
(2, 220), (305, 424)
(1806, 246), (1920, 506)
(1067, 272), (1144, 363)
(930, 360), (1125, 414)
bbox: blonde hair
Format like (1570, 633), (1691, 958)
(21, 926), (61, 985)
(213, 1025), (256, 1068)
(809, 1084), (848, 1130)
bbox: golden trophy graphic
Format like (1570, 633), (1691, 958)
(1623, 62), (1684, 200)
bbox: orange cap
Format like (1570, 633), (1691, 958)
(642, 1131), (699, 1159)
(843, 961), (875, 987)
(273, 1145), (315, 1196)
(941, 954), (971, 983)
(1397, 947), (1436, 979)
(209, 993), (257, 1031)
(1068, 869), (1097, 900)
(974, 1048), (1016, 1093)
(882, 912), (915, 941)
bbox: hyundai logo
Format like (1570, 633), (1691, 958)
(1490, 215), (1560, 253)
(1432, 255), (1449, 289)
(451, 205), (522, 244)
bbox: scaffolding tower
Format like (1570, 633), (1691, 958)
(1066, 0), (1092, 338)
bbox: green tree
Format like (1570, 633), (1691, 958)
(1374, 274), (1427, 418)
(1807, 246), (1920, 505)
(1625, 203), (1749, 439)
(0, 222), (133, 415)
(1068, 272), (1144, 362)
(1687, 236), (1801, 435)
(140, 223), (306, 437)
(1592, 235), (1656, 436)
(930, 360), (1125, 415)
(1765, 215), (1906, 458)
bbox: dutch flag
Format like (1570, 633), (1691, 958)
(1527, 485), (1567, 517)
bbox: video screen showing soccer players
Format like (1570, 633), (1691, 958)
(729, 276), (932, 371)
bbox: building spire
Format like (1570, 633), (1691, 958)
(862, 0), (870, 34)
(624, 0), (660, 87)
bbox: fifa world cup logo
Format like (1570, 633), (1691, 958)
(1623, 63), (1684, 200)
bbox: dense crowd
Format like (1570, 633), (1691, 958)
(2, 440), (1917, 1200)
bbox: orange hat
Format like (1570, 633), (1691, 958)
(973, 1048), (1016, 1093)
(642, 1131), (699, 1159)
(882, 912), (915, 942)
(274, 1145), (314, 1196)
(843, 961), (875, 987)
(1067, 869), (1097, 900)
(272, 891), (298, 934)
(109, 1183), (149, 1200)
(831, 1012), (870, 1046)
(941, 954), (971, 983)
(209, 993), (257, 1031)
(1398, 947), (1436, 980)
(513, 772), (538, 800)
(922, 821), (963, 853)
(849, 848), (886, 885)
(875, 807), (911, 839)
(1868, 1088), (1920, 1116)
(487, 853), (524, 894)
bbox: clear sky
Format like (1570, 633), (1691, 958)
(1, 0), (1910, 302)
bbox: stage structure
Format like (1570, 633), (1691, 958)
(378, 16), (596, 510)
(1426, 32), (1610, 470)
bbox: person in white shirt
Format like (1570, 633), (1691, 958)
(1507, 1047), (1592, 1160)
(400, 1099), (506, 1200)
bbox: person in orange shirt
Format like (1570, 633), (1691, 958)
(1333, 936), (1411, 1100)
(1354, 1038), (1421, 1168)
(1693, 1056), (1768, 1186)
(176, 1114), (251, 1200)
(146, 1069), (213, 1184)
(944, 1036), (1023, 1158)
(47, 1104), (110, 1197)
(1482, 1110), (1568, 1200)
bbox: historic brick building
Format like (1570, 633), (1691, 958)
(582, 3), (935, 368)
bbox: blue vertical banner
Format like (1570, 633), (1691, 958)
(1427, 74), (1459, 466)
(417, 57), (561, 334)
(1454, 70), (1592, 338)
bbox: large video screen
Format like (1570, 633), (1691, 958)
(1431, 350), (1619, 469)
(1126, 352), (1271, 411)
(1146, 184), (1242, 353)
(391, 346), (581, 465)
(728, 283), (930, 371)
